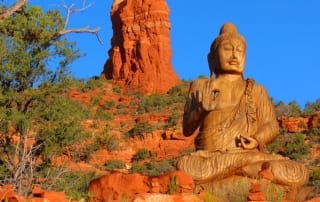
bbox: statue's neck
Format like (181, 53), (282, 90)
(217, 74), (244, 82)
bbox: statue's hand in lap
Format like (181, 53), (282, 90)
(238, 135), (258, 150)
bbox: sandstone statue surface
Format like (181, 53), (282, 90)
(177, 22), (309, 200)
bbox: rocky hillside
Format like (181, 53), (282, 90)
(1, 78), (319, 201)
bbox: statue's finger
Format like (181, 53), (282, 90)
(209, 78), (214, 89)
(197, 90), (202, 103)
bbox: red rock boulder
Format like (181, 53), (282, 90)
(278, 116), (309, 133)
(89, 172), (149, 201)
(88, 170), (195, 201)
(247, 182), (266, 201)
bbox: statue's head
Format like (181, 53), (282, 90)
(208, 23), (246, 77)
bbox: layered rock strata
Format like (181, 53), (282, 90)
(102, 0), (180, 94)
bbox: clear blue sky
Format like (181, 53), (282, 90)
(22, 1), (320, 107)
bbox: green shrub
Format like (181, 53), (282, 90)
(168, 85), (184, 96)
(137, 94), (169, 114)
(310, 157), (320, 167)
(262, 183), (285, 202)
(116, 103), (128, 114)
(86, 124), (119, 155)
(167, 176), (178, 194)
(116, 108), (129, 115)
(34, 94), (89, 158)
(275, 101), (302, 117)
(203, 190), (219, 202)
(166, 112), (181, 128)
(129, 160), (176, 176)
(168, 81), (189, 99)
(102, 99), (116, 110)
(88, 133), (119, 153)
(117, 103), (127, 109)
(104, 160), (126, 172)
(112, 85), (122, 94)
(82, 78), (104, 92)
(203, 179), (250, 202)
(303, 98), (320, 115)
(133, 149), (152, 162)
(127, 121), (154, 137)
(54, 171), (96, 201)
(268, 132), (310, 161)
(284, 133), (310, 160)
(308, 168), (320, 197)
(306, 128), (320, 144)
(0, 162), (10, 180)
(106, 135), (120, 152)
(267, 137), (283, 154)
(95, 108), (113, 121)
(90, 96), (101, 106)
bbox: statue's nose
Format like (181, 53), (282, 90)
(231, 50), (238, 58)
(232, 49), (241, 59)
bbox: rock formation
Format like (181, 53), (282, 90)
(0, 185), (69, 202)
(101, 0), (180, 94)
(88, 171), (195, 201)
(278, 111), (320, 133)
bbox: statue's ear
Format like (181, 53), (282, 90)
(207, 52), (214, 77)
(208, 52), (220, 78)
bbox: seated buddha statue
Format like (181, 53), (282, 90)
(177, 22), (309, 199)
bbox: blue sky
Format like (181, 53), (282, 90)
(14, 1), (320, 107)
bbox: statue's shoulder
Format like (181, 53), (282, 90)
(189, 77), (213, 92)
(191, 77), (212, 84)
(246, 78), (269, 95)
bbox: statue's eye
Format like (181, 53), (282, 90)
(223, 44), (233, 51)
(236, 46), (244, 52)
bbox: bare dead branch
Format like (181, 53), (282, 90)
(58, 26), (103, 44)
(60, 0), (103, 44)
(59, 27), (99, 35)
(0, 0), (28, 22)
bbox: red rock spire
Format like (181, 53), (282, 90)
(102, 0), (180, 94)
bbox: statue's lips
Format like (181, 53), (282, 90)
(228, 61), (239, 65)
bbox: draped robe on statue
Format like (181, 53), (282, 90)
(177, 78), (308, 186)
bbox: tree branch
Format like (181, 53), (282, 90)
(58, 27), (103, 44)
(60, 0), (103, 44)
(0, 0), (103, 44)
(0, 0), (28, 22)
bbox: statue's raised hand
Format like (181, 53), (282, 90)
(188, 78), (219, 112)
(199, 78), (219, 111)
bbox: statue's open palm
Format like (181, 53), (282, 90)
(199, 79), (219, 111)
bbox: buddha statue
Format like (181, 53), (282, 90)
(177, 22), (309, 200)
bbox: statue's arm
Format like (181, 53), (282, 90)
(182, 98), (204, 136)
(182, 78), (217, 136)
(253, 86), (279, 150)
(182, 79), (210, 136)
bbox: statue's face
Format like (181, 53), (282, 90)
(217, 38), (246, 75)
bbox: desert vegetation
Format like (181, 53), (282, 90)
(0, 1), (320, 201)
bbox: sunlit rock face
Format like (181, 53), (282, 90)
(102, 0), (180, 94)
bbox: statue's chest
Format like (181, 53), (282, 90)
(213, 82), (246, 109)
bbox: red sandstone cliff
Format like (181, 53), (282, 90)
(101, 0), (180, 94)
(278, 112), (320, 133)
